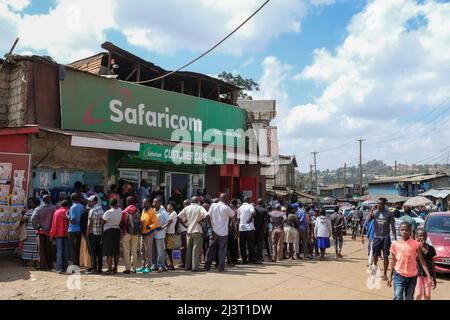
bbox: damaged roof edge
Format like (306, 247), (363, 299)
(100, 41), (241, 90)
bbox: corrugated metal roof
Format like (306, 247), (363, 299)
(320, 184), (354, 191)
(40, 126), (177, 146)
(369, 173), (448, 185)
(420, 189), (450, 199)
(278, 155), (298, 167)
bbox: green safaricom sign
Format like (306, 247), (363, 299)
(139, 144), (227, 165)
(60, 69), (246, 146)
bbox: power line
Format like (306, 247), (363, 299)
(130, 0), (271, 85)
(367, 96), (450, 145)
(316, 139), (355, 154)
(414, 146), (450, 165)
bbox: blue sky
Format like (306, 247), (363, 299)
(2, 0), (450, 172)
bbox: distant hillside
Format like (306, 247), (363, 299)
(295, 160), (449, 190)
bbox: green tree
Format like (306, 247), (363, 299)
(218, 72), (260, 100)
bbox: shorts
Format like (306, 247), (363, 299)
(372, 237), (391, 258)
(165, 234), (176, 250)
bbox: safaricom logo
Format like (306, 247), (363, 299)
(109, 99), (203, 132)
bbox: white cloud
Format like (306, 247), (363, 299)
(0, 0), (117, 63)
(280, 0), (450, 171)
(3, 0), (30, 11)
(117, 0), (308, 56)
(309, 0), (336, 7)
(253, 56), (293, 118)
(0, 0), (320, 62)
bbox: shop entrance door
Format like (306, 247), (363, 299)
(165, 172), (191, 206)
(239, 177), (258, 203)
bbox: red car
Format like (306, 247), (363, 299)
(424, 212), (450, 274)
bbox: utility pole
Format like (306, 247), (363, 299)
(357, 139), (366, 196)
(395, 161), (398, 176)
(310, 164), (314, 194)
(312, 152), (319, 196)
(343, 163), (347, 198)
(446, 152), (449, 173)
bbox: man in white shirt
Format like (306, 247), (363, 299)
(178, 196), (208, 272)
(237, 197), (256, 264)
(204, 193), (236, 272)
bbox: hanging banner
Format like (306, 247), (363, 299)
(0, 153), (30, 249)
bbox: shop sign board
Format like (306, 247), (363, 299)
(139, 144), (227, 165)
(60, 70), (246, 146)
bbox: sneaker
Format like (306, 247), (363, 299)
(136, 267), (146, 273)
(123, 270), (131, 274)
(157, 268), (164, 273)
(142, 268), (151, 274)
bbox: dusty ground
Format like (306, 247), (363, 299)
(1, 235), (449, 300)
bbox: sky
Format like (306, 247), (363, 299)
(1, 0), (450, 172)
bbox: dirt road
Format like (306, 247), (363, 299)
(1, 236), (449, 300)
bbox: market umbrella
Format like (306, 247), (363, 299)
(403, 196), (432, 207)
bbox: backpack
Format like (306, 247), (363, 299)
(126, 211), (141, 235)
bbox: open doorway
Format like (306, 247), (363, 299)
(166, 173), (190, 210)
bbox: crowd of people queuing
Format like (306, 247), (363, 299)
(15, 180), (438, 300)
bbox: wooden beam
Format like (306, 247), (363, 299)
(181, 81), (184, 94)
(198, 79), (202, 97)
(107, 52), (112, 74)
(124, 67), (137, 81)
(217, 84), (220, 101)
(206, 86), (217, 99)
(136, 64), (141, 82)
(161, 78), (165, 90)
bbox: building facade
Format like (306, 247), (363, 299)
(368, 173), (450, 198)
(0, 44), (278, 248)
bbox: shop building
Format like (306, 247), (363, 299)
(0, 42), (278, 249)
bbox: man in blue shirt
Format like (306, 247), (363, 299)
(68, 193), (85, 267)
(296, 203), (312, 260)
(151, 197), (169, 272)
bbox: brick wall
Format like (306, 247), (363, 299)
(0, 71), (9, 126)
(0, 63), (28, 128)
(29, 132), (108, 177)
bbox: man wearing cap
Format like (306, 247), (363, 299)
(367, 197), (396, 280)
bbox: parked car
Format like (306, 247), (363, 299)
(424, 212), (450, 274)
(323, 205), (336, 217)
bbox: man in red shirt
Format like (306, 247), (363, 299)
(49, 200), (70, 274)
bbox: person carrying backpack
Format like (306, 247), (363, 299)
(121, 196), (141, 274)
